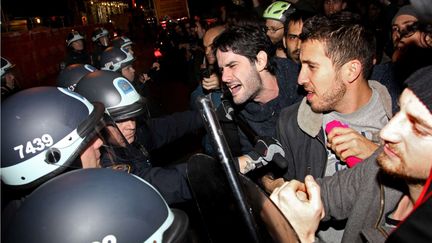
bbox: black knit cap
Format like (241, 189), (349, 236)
(405, 65), (432, 113)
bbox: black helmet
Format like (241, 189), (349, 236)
(1, 87), (105, 188)
(100, 46), (135, 72)
(92, 27), (109, 42)
(112, 36), (133, 50)
(57, 64), (97, 91)
(4, 168), (189, 243)
(1, 57), (15, 77)
(74, 70), (145, 121)
(66, 30), (84, 46)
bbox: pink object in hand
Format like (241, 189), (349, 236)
(325, 120), (362, 168)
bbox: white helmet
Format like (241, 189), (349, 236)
(66, 30), (85, 46)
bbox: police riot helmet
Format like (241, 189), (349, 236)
(66, 30), (85, 46)
(112, 36), (133, 50)
(1, 87), (105, 188)
(4, 168), (189, 243)
(74, 70), (145, 121)
(57, 64), (97, 91)
(263, 1), (296, 23)
(100, 46), (135, 72)
(92, 27), (109, 42)
(1, 57), (15, 77)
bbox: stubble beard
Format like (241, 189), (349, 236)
(310, 76), (346, 113)
(377, 148), (426, 185)
(233, 68), (262, 105)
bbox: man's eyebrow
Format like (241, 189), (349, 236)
(223, 60), (237, 67)
(408, 112), (432, 130)
(301, 59), (317, 66)
(402, 20), (416, 25)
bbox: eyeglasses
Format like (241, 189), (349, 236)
(265, 26), (284, 34)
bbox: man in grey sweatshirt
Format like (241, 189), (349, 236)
(271, 65), (432, 243)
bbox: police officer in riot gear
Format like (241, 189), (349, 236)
(112, 35), (134, 55)
(1, 87), (106, 190)
(1, 86), (109, 238)
(75, 70), (202, 204)
(91, 27), (110, 68)
(61, 30), (92, 69)
(57, 63), (97, 91)
(4, 169), (190, 243)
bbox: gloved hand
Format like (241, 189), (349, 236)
(243, 136), (287, 173)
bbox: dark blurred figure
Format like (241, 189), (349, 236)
(1, 57), (20, 101)
(391, 5), (432, 87)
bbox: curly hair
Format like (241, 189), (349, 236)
(212, 25), (277, 74)
(300, 12), (376, 79)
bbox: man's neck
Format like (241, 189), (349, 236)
(393, 183), (424, 221)
(334, 79), (372, 114)
(254, 73), (279, 104)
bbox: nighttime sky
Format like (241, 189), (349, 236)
(2, 0), (69, 17)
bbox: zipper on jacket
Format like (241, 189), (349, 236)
(375, 174), (390, 238)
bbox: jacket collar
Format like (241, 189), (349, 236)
(297, 80), (393, 137)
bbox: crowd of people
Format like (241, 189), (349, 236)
(1, 0), (432, 242)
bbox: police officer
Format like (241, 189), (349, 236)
(4, 169), (189, 243)
(112, 35), (134, 55)
(1, 86), (109, 237)
(91, 27), (110, 68)
(61, 30), (92, 69)
(57, 63), (97, 91)
(75, 70), (202, 204)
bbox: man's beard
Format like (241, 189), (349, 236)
(377, 147), (426, 185)
(233, 69), (262, 105)
(309, 75), (346, 113)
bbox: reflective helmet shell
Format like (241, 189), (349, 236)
(4, 168), (189, 243)
(92, 27), (109, 42)
(66, 31), (85, 46)
(1, 87), (105, 188)
(112, 36), (133, 50)
(263, 1), (295, 23)
(1, 57), (15, 77)
(57, 64), (97, 91)
(74, 70), (145, 121)
(100, 47), (135, 72)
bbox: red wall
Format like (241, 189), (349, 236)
(1, 24), (114, 89)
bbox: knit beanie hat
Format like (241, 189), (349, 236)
(392, 5), (419, 25)
(405, 65), (432, 113)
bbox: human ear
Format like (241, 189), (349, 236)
(342, 60), (361, 84)
(255, 50), (268, 72)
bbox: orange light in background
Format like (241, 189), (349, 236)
(132, 0), (136, 8)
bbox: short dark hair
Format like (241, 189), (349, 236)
(212, 25), (277, 74)
(283, 9), (314, 33)
(300, 12), (376, 79)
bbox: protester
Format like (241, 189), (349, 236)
(271, 66), (432, 243)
